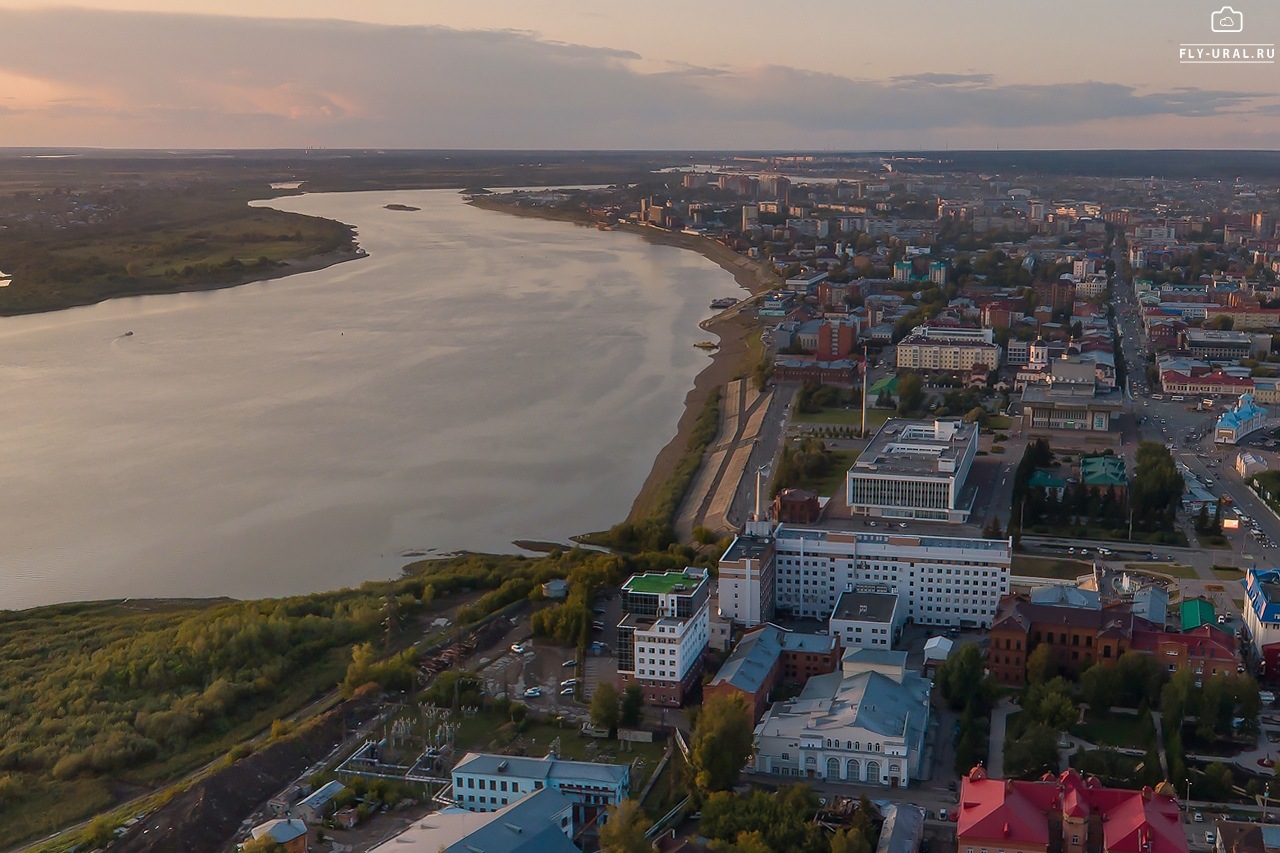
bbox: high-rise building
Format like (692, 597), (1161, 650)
(616, 568), (710, 706)
(845, 419), (980, 523)
(741, 203), (759, 231)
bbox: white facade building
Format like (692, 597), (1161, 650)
(769, 525), (1011, 628)
(845, 419), (979, 522)
(717, 535), (776, 628)
(449, 752), (629, 817)
(752, 648), (931, 787)
(617, 568), (711, 706)
(829, 584), (903, 649)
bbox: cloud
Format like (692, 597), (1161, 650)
(0, 8), (1275, 148)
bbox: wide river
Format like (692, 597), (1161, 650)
(0, 189), (738, 610)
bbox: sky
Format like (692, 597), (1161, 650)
(0, 1), (1278, 149)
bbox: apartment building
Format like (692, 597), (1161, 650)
(616, 568), (711, 706)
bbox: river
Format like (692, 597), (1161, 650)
(0, 189), (738, 610)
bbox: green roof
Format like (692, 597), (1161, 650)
(1080, 455), (1127, 487)
(1028, 469), (1068, 489)
(623, 571), (699, 595)
(1181, 598), (1216, 631)
(869, 376), (899, 395)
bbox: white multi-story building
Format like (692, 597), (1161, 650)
(717, 535), (776, 627)
(769, 525), (1010, 628)
(752, 648), (931, 787)
(617, 568), (710, 706)
(829, 584), (902, 650)
(845, 419), (979, 522)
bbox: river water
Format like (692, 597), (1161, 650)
(0, 189), (737, 610)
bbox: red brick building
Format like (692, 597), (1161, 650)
(957, 767), (1186, 853)
(774, 488), (820, 524)
(704, 624), (839, 721)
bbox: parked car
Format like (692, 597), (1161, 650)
(1206, 831), (1216, 844)
(560, 687), (575, 696)
(560, 678), (578, 688)
(1194, 812), (1203, 823)
(523, 687), (542, 698)
(938, 808), (948, 821)
(510, 643), (526, 654)
(562, 658), (577, 668)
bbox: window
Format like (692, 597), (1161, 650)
(467, 778), (475, 789)
(500, 781), (507, 792)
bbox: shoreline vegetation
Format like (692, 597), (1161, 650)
(466, 195), (781, 542)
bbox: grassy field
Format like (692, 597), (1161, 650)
(1011, 555), (1094, 580)
(794, 406), (892, 429)
(987, 415), (1013, 430)
(1123, 562), (1198, 579)
(809, 450), (861, 497)
(1213, 566), (1246, 581)
(1072, 710), (1149, 748)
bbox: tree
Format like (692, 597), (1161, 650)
(599, 799), (652, 853)
(724, 831), (772, 853)
(1025, 644), (1056, 686)
(240, 837), (283, 853)
(1004, 723), (1060, 778)
(620, 684), (644, 728)
(689, 693), (754, 795)
(896, 373), (925, 415)
(591, 682), (621, 733)
(982, 516), (1005, 539)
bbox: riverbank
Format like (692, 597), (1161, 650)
(466, 196), (781, 523)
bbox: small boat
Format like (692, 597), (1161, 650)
(123, 331), (134, 337)
(693, 341), (719, 350)
(709, 297), (738, 309)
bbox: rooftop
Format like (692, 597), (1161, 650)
(1180, 598), (1217, 632)
(1081, 455), (1127, 487)
(721, 534), (773, 563)
(623, 569), (705, 596)
(851, 418), (977, 479)
(773, 524), (1011, 554)
(832, 588), (900, 624)
(369, 787), (577, 853)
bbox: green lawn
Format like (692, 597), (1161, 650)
(1011, 555), (1094, 580)
(1213, 567), (1246, 581)
(1122, 562), (1198, 579)
(1072, 710), (1149, 748)
(987, 415), (1013, 430)
(808, 450), (860, 498)
(794, 406), (892, 429)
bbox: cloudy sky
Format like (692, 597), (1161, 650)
(0, 0), (1277, 149)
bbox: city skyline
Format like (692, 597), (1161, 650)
(0, 1), (1277, 149)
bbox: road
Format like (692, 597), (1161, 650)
(726, 383), (796, 527)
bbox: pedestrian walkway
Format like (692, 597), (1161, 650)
(988, 697), (1016, 777)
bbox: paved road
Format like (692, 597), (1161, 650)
(727, 383), (796, 527)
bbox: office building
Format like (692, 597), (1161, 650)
(370, 787), (578, 853)
(845, 419), (979, 523)
(718, 534), (776, 627)
(767, 525), (1011, 627)
(1180, 329), (1268, 361)
(705, 624), (840, 721)
(1244, 568), (1280, 677)
(616, 568), (710, 706)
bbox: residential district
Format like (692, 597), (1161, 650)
(94, 156), (1280, 853)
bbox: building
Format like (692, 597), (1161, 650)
(1239, 451), (1268, 479)
(541, 579), (569, 600)
(895, 334), (1001, 372)
(294, 781), (346, 825)
(1180, 329), (1267, 361)
(775, 488), (820, 524)
(369, 787), (577, 853)
(1079, 455), (1128, 497)
(1163, 369), (1255, 397)
(1216, 394), (1269, 444)
(988, 595), (1157, 686)
(829, 584), (902, 650)
(705, 623), (840, 721)
(957, 767), (1187, 853)
(617, 568), (711, 706)
(845, 419), (979, 523)
(767, 525), (1011, 627)
(249, 819), (309, 853)
(449, 752), (628, 827)
(717, 534), (776, 628)
(875, 805), (926, 853)
(751, 648), (931, 787)
(1021, 383), (1123, 433)
(1214, 819), (1280, 853)
(1244, 568), (1280, 680)
(1128, 624), (1240, 679)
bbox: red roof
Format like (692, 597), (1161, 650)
(1129, 625), (1238, 663)
(958, 768), (1186, 853)
(1161, 369), (1254, 388)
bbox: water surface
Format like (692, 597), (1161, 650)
(0, 189), (735, 610)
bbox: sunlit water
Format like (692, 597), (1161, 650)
(0, 189), (736, 610)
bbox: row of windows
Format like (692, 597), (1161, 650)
(456, 776), (543, 793)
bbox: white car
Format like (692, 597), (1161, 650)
(560, 678), (578, 688)
(560, 687), (575, 696)
(510, 643), (526, 654)
(523, 687), (542, 698)
(562, 658), (577, 668)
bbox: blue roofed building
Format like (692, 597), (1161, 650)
(293, 780), (345, 824)
(449, 751), (629, 828)
(705, 623), (839, 721)
(751, 646), (931, 787)
(1244, 568), (1280, 677)
(1216, 393), (1269, 445)
(369, 787), (577, 853)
